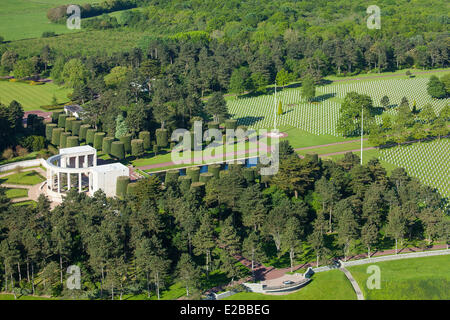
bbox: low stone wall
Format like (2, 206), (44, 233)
(242, 282), (265, 293)
(214, 291), (238, 300)
(0, 159), (46, 173)
(341, 249), (450, 267)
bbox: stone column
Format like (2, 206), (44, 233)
(57, 172), (61, 193)
(79, 173), (82, 192)
(76, 156), (79, 168)
(84, 155), (88, 168)
(67, 172), (71, 190)
(94, 153), (97, 167)
(88, 172), (92, 194)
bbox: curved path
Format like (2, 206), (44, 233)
(340, 267), (364, 300)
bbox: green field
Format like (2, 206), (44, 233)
(0, 171), (45, 185)
(0, 293), (53, 300)
(5, 188), (28, 199)
(0, 80), (71, 111)
(348, 255), (450, 300)
(0, 0), (99, 41)
(224, 270), (356, 300)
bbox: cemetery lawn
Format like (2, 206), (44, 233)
(0, 171), (45, 185)
(224, 270), (356, 300)
(5, 188), (28, 199)
(0, 80), (71, 111)
(348, 255), (450, 300)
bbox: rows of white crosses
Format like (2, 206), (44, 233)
(227, 78), (449, 136)
(319, 78), (449, 122)
(379, 139), (450, 198)
(227, 88), (341, 136)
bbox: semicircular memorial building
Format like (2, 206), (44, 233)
(44, 145), (129, 202)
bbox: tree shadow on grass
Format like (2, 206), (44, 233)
(311, 93), (336, 103)
(236, 116), (264, 127)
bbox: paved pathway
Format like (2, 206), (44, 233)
(340, 267), (364, 300)
(294, 138), (367, 152)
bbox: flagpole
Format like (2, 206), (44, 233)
(274, 81), (277, 131)
(360, 107), (363, 165)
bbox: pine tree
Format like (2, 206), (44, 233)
(218, 216), (241, 255)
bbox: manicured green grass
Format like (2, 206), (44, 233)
(5, 188), (28, 199)
(224, 270), (356, 300)
(0, 151), (41, 166)
(0, 171), (45, 185)
(12, 200), (36, 208)
(348, 255), (450, 300)
(121, 282), (186, 300)
(0, 0), (98, 41)
(0, 81), (71, 111)
(296, 140), (370, 157)
(280, 125), (352, 149)
(0, 293), (53, 300)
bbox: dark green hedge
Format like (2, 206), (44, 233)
(111, 141), (125, 160)
(116, 176), (130, 199)
(131, 139), (144, 157)
(94, 132), (106, 150)
(102, 137), (115, 155)
(156, 128), (169, 147)
(139, 131), (151, 150)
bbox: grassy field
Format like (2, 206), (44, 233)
(224, 270), (356, 300)
(0, 80), (71, 111)
(348, 255), (450, 300)
(0, 171), (45, 185)
(0, 0), (99, 41)
(0, 293), (53, 300)
(12, 200), (37, 208)
(5, 188), (28, 199)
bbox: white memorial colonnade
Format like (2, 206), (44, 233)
(44, 145), (129, 202)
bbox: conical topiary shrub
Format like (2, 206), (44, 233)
(102, 137), (115, 155)
(156, 128), (169, 147)
(79, 124), (91, 142)
(199, 172), (214, 184)
(186, 166), (200, 183)
(165, 170), (180, 185)
(208, 164), (221, 179)
(127, 182), (139, 195)
(139, 131), (151, 150)
(131, 139), (144, 158)
(58, 114), (68, 128)
(119, 134), (132, 154)
(94, 132), (106, 150)
(71, 120), (82, 136)
(116, 176), (130, 199)
(86, 129), (96, 145)
(59, 132), (71, 148)
(45, 123), (57, 141)
(66, 136), (79, 148)
(51, 127), (64, 146)
(110, 141), (125, 160)
(65, 117), (76, 132)
(178, 175), (191, 194)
